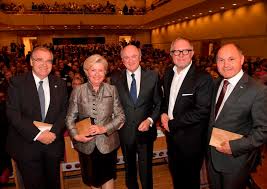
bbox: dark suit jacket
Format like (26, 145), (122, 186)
(111, 68), (162, 145)
(6, 72), (68, 160)
(162, 65), (214, 157)
(208, 73), (267, 173)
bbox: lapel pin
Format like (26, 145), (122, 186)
(54, 85), (58, 88)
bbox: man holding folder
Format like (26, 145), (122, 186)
(6, 47), (68, 189)
(207, 43), (267, 189)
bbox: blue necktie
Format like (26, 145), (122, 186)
(130, 73), (137, 103)
(38, 81), (45, 121)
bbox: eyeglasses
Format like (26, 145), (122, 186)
(170, 49), (193, 56)
(32, 57), (53, 64)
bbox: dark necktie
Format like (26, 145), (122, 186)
(215, 80), (229, 117)
(38, 81), (45, 121)
(130, 73), (137, 103)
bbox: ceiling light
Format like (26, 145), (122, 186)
(208, 10), (212, 13)
(199, 13), (203, 15)
(185, 17), (189, 19)
(232, 3), (237, 6)
(220, 7), (225, 9)
(192, 15), (195, 17)
(248, 0), (253, 1)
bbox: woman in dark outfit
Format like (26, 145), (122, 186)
(66, 54), (125, 189)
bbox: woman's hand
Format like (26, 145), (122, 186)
(74, 134), (94, 143)
(88, 125), (107, 135)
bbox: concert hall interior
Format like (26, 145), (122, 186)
(0, 0), (267, 189)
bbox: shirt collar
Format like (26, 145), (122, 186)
(126, 65), (141, 78)
(173, 62), (192, 76)
(226, 69), (244, 86)
(32, 71), (48, 85)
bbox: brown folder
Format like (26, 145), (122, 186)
(75, 118), (92, 135)
(33, 121), (52, 131)
(209, 127), (243, 148)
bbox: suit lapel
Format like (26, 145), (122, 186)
(136, 69), (147, 105)
(173, 65), (195, 110)
(45, 75), (56, 121)
(27, 73), (42, 120)
(211, 78), (222, 123)
(165, 69), (174, 103)
(216, 74), (248, 122)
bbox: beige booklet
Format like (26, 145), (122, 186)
(33, 121), (52, 132)
(209, 127), (243, 148)
(75, 118), (92, 136)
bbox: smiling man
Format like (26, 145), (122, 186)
(161, 37), (214, 189)
(207, 43), (267, 189)
(111, 45), (162, 189)
(6, 47), (68, 189)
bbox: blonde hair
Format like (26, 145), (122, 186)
(83, 54), (108, 74)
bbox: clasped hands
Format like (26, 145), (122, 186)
(37, 130), (56, 145)
(74, 125), (107, 143)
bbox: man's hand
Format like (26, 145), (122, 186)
(216, 140), (232, 155)
(138, 119), (151, 132)
(37, 130), (56, 145)
(161, 113), (170, 132)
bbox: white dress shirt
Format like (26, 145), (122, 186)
(215, 70), (244, 120)
(168, 63), (192, 120)
(126, 66), (153, 126)
(32, 72), (51, 140)
(126, 66), (141, 97)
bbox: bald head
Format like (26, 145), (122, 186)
(216, 43), (244, 79)
(121, 45), (141, 72)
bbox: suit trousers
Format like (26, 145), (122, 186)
(16, 148), (61, 189)
(168, 151), (203, 189)
(207, 158), (249, 189)
(121, 142), (154, 189)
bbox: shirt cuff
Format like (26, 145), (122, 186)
(33, 131), (43, 141)
(147, 117), (153, 127)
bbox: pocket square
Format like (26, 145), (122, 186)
(182, 93), (193, 96)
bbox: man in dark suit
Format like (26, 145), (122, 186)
(207, 43), (267, 189)
(6, 47), (68, 189)
(111, 45), (162, 189)
(161, 37), (213, 189)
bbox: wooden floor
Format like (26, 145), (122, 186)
(2, 149), (267, 189)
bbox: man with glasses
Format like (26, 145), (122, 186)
(161, 37), (213, 189)
(111, 45), (162, 189)
(6, 47), (68, 189)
